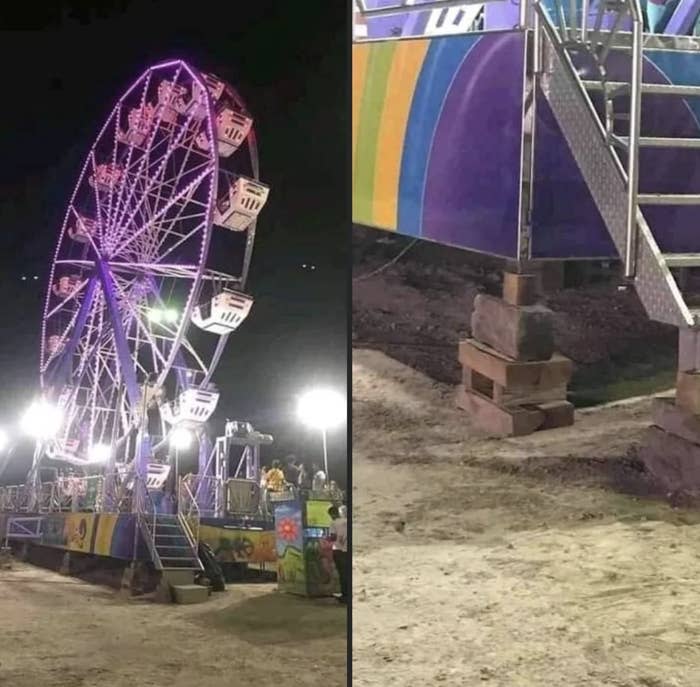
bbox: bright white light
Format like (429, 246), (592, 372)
(148, 307), (178, 324)
(0, 428), (8, 452)
(88, 443), (111, 463)
(20, 400), (63, 439)
(170, 426), (194, 450)
(297, 388), (346, 431)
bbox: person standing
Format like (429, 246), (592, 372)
(298, 462), (313, 491)
(312, 463), (327, 491)
(328, 505), (348, 604)
(266, 460), (285, 492)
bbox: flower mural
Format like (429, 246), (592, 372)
(277, 517), (300, 542)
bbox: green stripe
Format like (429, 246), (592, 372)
(353, 42), (396, 225)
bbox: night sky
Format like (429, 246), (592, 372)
(0, 2), (348, 483)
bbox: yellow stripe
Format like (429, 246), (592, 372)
(372, 40), (429, 229)
(352, 44), (370, 188)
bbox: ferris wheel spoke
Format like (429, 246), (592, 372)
(111, 277), (169, 369)
(94, 259), (141, 409)
(88, 152), (108, 243)
(108, 262), (200, 279)
(107, 68), (157, 239)
(107, 71), (151, 229)
(112, 137), (210, 259)
(45, 277), (90, 320)
(110, 75), (198, 251)
(113, 166), (212, 259)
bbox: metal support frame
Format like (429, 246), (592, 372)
(517, 3), (539, 261)
(45, 276), (99, 392)
(625, 1), (643, 278)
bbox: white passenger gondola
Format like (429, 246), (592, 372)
(213, 176), (269, 231)
(191, 290), (253, 335)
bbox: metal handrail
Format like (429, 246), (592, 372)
(134, 477), (161, 568)
(177, 477), (201, 551)
(625, 0), (644, 279)
(535, 0), (643, 278)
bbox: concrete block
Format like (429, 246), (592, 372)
(652, 397), (700, 445)
(503, 272), (538, 307)
(536, 400), (574, 430)
(678, 328), (700, 373)
(162, 568), (196, 586)
(494, 384), (568, 408)
(172, 584), (210, 604)
(471, 294), (554, 361)
(639, 426), (700, 493)
(676, 371), (700, 415)
(456, 387), (544, 437)
(458, 339), (572, 388)
(462, 367), (493, 397)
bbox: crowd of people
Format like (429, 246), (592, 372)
(260, 456), (339, 496)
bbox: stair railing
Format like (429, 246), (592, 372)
(177, 477), (201, 554)
(535, 0), (644, 277)
(134, 476), (161, 568)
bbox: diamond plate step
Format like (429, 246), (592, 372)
(638, 194), (700, 206)
(613, 136), (700, 149)
(582, 80), (700, 97)
(663, 254), (700, 268)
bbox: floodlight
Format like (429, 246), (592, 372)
(88, 443), (111, 463)
(297, 388), (346, 431)
(20, 400), (63, 439)
(170, 426), (194, 450)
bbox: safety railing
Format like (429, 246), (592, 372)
(0, 476), (106, 514)
(185, 474), (224, 517)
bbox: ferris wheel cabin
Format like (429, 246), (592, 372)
(214, 176), (270, 231)
(67, 214), (96, 243)
(191, 290), (254, 335)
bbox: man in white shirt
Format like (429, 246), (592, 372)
(312, 464), (327, 491)
(328, 505), (348, 604)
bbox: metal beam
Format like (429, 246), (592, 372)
(47, 276), (99, 392)
(94, 258), (141, 411)
(356, 0), (491, 19)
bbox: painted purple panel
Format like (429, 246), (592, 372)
(421, 33), (524, 257)
(531, 93), (615, 258)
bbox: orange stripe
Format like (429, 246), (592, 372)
(372, 40), (429, 229)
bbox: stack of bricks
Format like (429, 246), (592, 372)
(640, 329), (700, 493)
(456, 271), (574, 437)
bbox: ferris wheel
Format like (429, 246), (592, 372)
(37, 59), (269, 469)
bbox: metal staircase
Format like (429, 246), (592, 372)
(134, 480), (202, 573)
(535, 0), (700, 328)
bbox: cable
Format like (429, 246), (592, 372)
(352, 239), (418, 282)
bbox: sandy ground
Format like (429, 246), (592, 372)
(353, 349), (700, 687)
(0, 565), (346, 687)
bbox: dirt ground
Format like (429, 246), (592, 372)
(353, 348), (700, 687)
(352, 229), (678, 405)
(0, 565), (346, 687)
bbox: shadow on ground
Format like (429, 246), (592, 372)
(198, 591), (346, 645)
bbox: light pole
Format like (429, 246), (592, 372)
(297, 388), (345, 484)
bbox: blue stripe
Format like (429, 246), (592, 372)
(397, 35), (481, 237)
